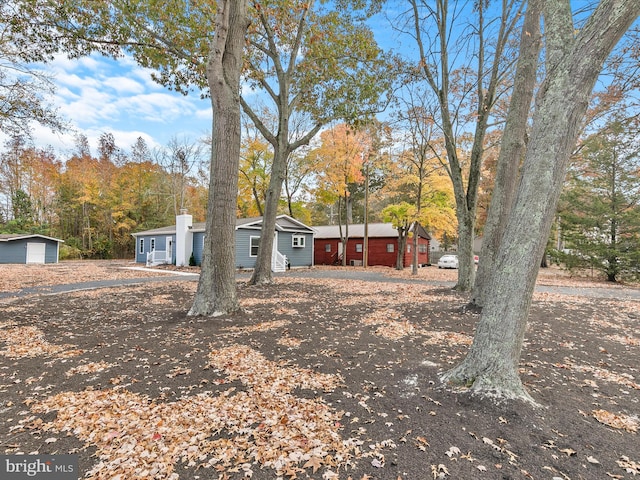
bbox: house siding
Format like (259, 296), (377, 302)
(364, 238), (398, 267)
(314, 239), (341, 265)
(133, 214), (314, 270)
(0, 238), (60, 264)
(193, 232), (205, 265)
(235, 228), (259, 269)
(0, 240), (28, 263)
(314, 236), (430, 268)
(135, 234), (176, 264)
(278, 231), (313, 267)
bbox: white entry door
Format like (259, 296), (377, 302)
(26, 242), (46, 264)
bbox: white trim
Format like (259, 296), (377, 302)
(292, 234), (306, 248)
(139, 238), (145, 254)
(250, 235), (260, 257)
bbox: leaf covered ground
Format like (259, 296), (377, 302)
(0, 261), (639, 480)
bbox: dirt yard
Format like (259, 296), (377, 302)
(0, 261), (638, 479)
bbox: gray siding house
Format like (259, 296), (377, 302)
(0, 234), (64, 264)
(132, 212), (314, 271)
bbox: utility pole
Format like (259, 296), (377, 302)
(363, 161), (369, 268)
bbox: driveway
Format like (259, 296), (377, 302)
(2, 264), (639, 301)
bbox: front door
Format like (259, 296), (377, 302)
(166, 237), (173, 263)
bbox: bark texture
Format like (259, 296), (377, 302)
(442, 0), (640, 402)
(189, 0), (249, 316)
(250, 145), (287, 285)
(472, 0), (542, 307)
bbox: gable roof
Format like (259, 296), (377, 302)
(132, 215), (313, 237)
(313, 223), (431, 240)
(0, 234), (64, 243)
(237, 215), (314, 233)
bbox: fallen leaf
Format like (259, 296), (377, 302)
(560, 448), (577, 456)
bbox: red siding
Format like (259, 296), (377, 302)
(314, 236), (430, 268)
(314, 239), (342, 265)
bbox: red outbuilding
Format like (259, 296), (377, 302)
(313, 223), (431, 268)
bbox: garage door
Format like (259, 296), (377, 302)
(26, 242), (46, 264)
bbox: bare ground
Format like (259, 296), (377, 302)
(0, 260), (638, 480)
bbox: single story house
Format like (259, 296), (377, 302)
(313, 223), (431, 268)
(0, 234), (64, 264)
(132, 211), (314, 272)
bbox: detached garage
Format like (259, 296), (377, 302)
(0, 234), (64, 264)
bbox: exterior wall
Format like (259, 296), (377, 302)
(278, 231), (313, 267)
(402, 237), (430, 267)
(135, 234), (176, 264)
(0, 241), (28, 263)
(314, 236), (430, 268)
(192, 232), (205, 266)
(0, 238), (60, 264)
(314, 239), (341, 265)
(235, 229), (314, 269)
(235, 228), (259, 269)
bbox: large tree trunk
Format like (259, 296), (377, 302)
(472, 0), (542, 308)
(442, 0), (640, 403)
(189, 0), (249, 316)
(250, 145), (287, 285)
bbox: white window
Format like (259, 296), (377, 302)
(139, 238), (144, 254)
(250, 236), (260, 256)
(292, 235), (306, 248)
(419, 244), (427, 253)
(355, 243), (363, 253)
(387, 243), (394, 253)
(325, 243), (331, 252)
(150, 238), (156, 251)
(407, 244), (411, 252)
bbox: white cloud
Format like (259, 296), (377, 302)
(109, 76), (146, 95)
(9, 52), (213, 155)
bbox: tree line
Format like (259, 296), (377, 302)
(0, 133), (209, 258)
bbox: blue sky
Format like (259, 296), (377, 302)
(11, 3), (634, 159)
(5, 8), (407, 159)
(15, 53), (215, 157)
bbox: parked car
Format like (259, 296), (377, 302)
(437, 254), (459, 269)
(474, 255), (479, 264)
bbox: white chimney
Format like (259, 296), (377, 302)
(175, 209), (193, 266)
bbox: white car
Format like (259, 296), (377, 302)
(437, 254), (459, 269)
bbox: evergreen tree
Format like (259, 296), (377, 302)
(559, 118), (640, 281)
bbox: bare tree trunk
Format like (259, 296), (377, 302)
(189, 0), (249, 316)
(408, 0), (523, 291)
(250, 144), (287, 285)
(472, 0), (542, 308)
(442, 0), (640, 403)
(452, 203), (476, 290)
